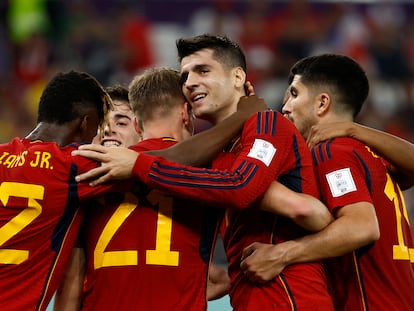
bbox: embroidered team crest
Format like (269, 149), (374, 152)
(326, 168), (356, 197)
(247, 139), (276, 166)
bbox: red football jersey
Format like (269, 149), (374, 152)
(0, 138), (119, 311)
(313, 137), (414, 311)
(133, 111), (334, 310)
(79, 138), (221, 311)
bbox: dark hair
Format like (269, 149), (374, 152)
(128, 67), (186, 122)
(289, 54), (369, 117)
(106, 85), (129, 103)
(37, 70), (111, 124)
(176, 34), (247, 72)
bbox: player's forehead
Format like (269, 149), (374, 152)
(111, 100), (133, 114)
(290, 75), (304, 88)
(180, 49), (218, 72)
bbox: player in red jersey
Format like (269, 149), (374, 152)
(239, 54), (414, 311)
(81, 69), (229, 310)
(306, 121), (414, 190)
(0, 71), (117, 311)
(55, 76), (231, 311)
(0, 70), (264, 311)
(73, 35), (335, 310)
(59, 69), (331, 311)
(53, 84), (142, 310)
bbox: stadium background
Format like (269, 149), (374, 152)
(1, 1), (413, 310)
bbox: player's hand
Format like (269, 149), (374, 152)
(307, 121), (354, 148)
(71, 144), (139, 186)
(244, 81), (255, 96)
(237, 94), (267, 117)
(240, 242), (287, 284)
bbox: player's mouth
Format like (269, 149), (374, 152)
(191, 92), (207, 104)
(102, 140), (122, 147)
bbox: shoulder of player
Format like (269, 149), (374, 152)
(315, 136), (364, 151)
(311, 137), (364, 164)
(129, 137), (175, 152)
(243, 109), (297, 135)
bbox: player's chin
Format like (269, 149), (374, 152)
(193, 108), (208, 119)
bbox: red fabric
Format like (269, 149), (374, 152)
(80, 138), (220, 311)
(314, 137), (414, 311)
(133, 112), (334, 309)
(0, 138), (118, 311)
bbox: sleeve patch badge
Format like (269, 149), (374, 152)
(325, 167), (357, 197)
(247, 139), (276, 167)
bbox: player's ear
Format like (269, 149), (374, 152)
(182, 101), (195, 134)
(79, 114), (90, 135)
(233, 67), (246, 90)
(74, 113), (94, 143)
(133, 118), (143, 141)
(316, 93), (331, 116)
(182, 102), (193, 125)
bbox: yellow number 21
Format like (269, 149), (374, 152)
(94, 190), (179, 269)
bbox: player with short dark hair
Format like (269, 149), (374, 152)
(0, 69), (262, 311)
(241, 53), (414, 311)
(77, 67), (226, 310)
(72, 34), (335, 310)
(0, 70), (115, 311)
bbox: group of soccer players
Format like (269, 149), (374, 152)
(1, 33), (414, 311)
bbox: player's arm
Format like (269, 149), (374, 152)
(71, 95), (266, 185)
(307, 122), (414, 189)
(260, 181), (333, 232)
(73, 111), (300, 211)
(148, 95), (266, 166)
(240, 201), (379, 284)
(53, 248), (86, 311)
(207, 264), (230, 301)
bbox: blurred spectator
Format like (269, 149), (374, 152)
(7, 0), (51, 84)
(116, 3), (154, 76)
(270, 0), (323, 77)
(188, 0), (241, 40)
(312, 3), (372, 67)
(239, 0), (276, 86)
(13, 32), (50, 83)
(367, 2), (413, 109)
(57, 2), (117, 85)
(7, 0), (50, 44)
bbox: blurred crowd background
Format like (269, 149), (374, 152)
(1, 0), (414, 222)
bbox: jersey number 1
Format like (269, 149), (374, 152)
(384, 173), (414, 262)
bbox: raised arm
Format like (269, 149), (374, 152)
(260, 181), (333, 232)
(74, 111), (313, 211)
(307, 122), (414, 189)
(72, 95), (266, 185)
(149, 95), (266, 166)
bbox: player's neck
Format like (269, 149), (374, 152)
(322, 112), (353, 124)
(142, 126), (182, 142)
(208, 102), (238, 126)
(26, 122), (78, 147)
